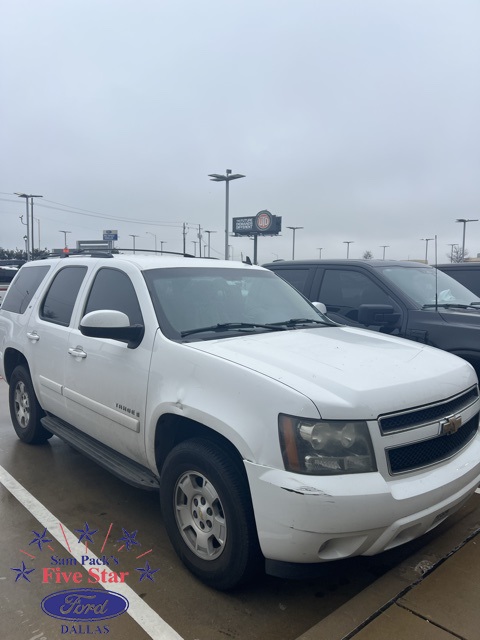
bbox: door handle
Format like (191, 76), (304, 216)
(68, 347), (87, 359)
(26, 331), (40, 342)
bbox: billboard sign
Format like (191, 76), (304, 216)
(233, 211), (282, 236)
(103, 230), (118, 241)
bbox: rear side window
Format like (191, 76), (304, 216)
(1, 266), (50, 314)
(270, 268), (311, 293)
(40, 266), (87, 326)
(83, 268), (143, 325)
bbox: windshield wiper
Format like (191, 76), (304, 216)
(269, 318), (332, 328)
(181, 322), (288, 337)
(422, 302), (480, 310)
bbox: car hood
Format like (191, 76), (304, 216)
(188, 326), (476, 419)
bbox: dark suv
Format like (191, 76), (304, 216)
(264, 259), (480, 375)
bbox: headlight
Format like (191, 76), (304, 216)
(278, 414), (377, 475)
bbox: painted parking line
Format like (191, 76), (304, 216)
(0, 464), (183, 640)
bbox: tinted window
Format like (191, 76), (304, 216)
(84, 268), (143, 325)
(1, 266), (50, 314)
(40, 267), (87, 326)
(272, 268), (311, 293)
(320, 269), (391, 322)
(440, 269), (480, 296)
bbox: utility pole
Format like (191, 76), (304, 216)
(205, 230), (217, 258)
(197, 225), (202, 258)
(182, 223), (187, 254)
(15, 193), (43, 260)
(59, 230), (71, 249)
(129, 234), (139, 254)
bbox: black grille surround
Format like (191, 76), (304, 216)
(379, 386), (479, 434)
(387, 415), (479, 474)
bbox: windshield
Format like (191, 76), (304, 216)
(377, 265), (480, 307)
(143, 267), (332, 340)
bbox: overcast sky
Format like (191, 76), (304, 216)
(1, 0), (479, 263)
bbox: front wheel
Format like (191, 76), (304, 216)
(160, 438), (261, 590)
(9, 365), (52, 444)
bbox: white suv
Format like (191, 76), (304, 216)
(1, 254), (480, 589)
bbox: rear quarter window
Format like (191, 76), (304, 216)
(270, 268), (311, 293)
(1, 265), (50, 314)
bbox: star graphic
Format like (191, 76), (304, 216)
(117, 528), (140, 551)
(29, 527), (52, 551)
(135, 561), (159, 582)
(75, 522), (98, 545)
(11, 561), (35, 583)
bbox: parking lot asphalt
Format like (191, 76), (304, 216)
(1, 376), (480, 640)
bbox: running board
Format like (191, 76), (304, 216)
(41, 415), (159, 491)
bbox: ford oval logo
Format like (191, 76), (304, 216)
(41, 588), (129, 621)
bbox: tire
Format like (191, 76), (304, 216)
(9, 365), (52, 444)
(160, 438), (261, 590)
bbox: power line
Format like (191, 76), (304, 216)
(0, 195), (199, 228)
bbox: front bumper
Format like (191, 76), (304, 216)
(244, 434), (480, 564)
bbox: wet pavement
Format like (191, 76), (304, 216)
(1, 376), (479, 640)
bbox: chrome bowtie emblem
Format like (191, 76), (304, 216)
(441, 415), (462, 436)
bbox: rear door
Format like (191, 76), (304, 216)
(26, 264), (88, 420)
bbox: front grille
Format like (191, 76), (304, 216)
(387, 415), (479, 474)
(379, 387), (478, 434)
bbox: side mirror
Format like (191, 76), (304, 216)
(358, 304), (400, 327)
(80, 310), (144, 348)
(312, 301), (327, 314)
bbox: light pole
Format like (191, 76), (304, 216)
(380, 245), (389, 260)
(192, 241), (197, 256)
(59, 230), (71, 248)
(317, 247), (324, 259)
(420, 238), (434, 263)
(15, 193), (43, 260)
(343, 241), (354, 258)
(287, 226), (303, 260)
(160, 241), (166, 254)
(204, 230), (217, 258)
(129, 234), (139, 254)
(146, 232), (157, 253)
(456, 218), (478, 262)
(208, 169), (245, 260)
(447, 243), (458, 263)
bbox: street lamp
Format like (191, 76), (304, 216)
(420, 238), (434, 263)
(380, 245), (389, 260)
(204, 230), (217, 258)
(208, 169), (245, 260)
(192, 241), (197, 256)
(317, 247), (324, 259)
(343, 241), (354, 258)
(287, 226), (303, 260)
(129, 234), (139, 254)
(456, 218), (478, 262)
(146, 232), (157, 253)
(15, 193), (43, 260)
(59, 230), (71, 248)
(160, 241), (166, 254)
(447, 243), (458, 263)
